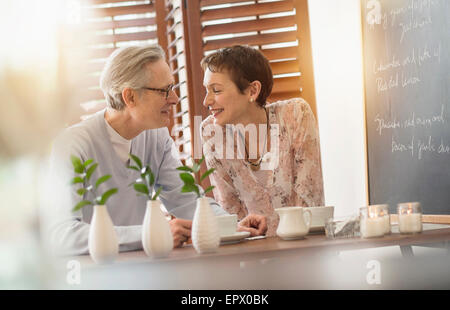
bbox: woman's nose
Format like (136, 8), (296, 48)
(203, 92), (213, 108)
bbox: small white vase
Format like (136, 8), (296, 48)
(191, 197), (220, 254)
(142, 200), (173, 258)
(88, 205), (119, 264)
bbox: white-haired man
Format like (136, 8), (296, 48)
(47, 45), (267, 255)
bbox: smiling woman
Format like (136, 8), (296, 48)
(200, 45), (325, 237)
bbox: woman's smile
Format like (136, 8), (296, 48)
(210, 108), (224, 118)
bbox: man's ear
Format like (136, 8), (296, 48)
(122, 87), (136, 108)
(247, 80), (262, 102)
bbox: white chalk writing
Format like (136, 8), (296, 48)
(392, 135), (414, 158)
(374, 104), (446, 135)
(391, 134), (450, 160)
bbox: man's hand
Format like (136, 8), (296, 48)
(237, 214), (267, 237)
(169, 218), (192, 248)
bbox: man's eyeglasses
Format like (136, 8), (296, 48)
(141, 84), (174, 99)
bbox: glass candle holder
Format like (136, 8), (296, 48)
(324, 215), (360, 239)
(376, 204), (391, 235)
(397, 202), (422, 234)
(360, 206), (385, 238)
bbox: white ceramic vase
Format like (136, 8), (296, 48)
(142, 200), (173, 258)
(191, 197), (220, 254)
(88, 205), (119, 264)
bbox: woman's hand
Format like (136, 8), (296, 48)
(237, 214), (267, 236)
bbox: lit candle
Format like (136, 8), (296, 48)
(378, 204), (391, 234)
(360, 216), (385, 238)
(397, 202), (422, 234)
(360, 206), (385, 238)
(383, 215), (391, 234)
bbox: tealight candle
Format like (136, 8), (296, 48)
(398, 202), (422, 234)
(378, 204), (391, 234)
(360, 206), (385, 238)
(383, 215), (391, 234)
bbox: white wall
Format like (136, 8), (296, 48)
(308, 0), (368, 217)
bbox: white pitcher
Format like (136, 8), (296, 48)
(275, 207), (312, 240)
(142, 200), (173, 258)
(89, 204), (119, 264)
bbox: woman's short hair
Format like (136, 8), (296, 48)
(100, 45), (165, 110)
(201, 45), (273, 107)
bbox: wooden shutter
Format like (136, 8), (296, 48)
(164, 0), (194, 164)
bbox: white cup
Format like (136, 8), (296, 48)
(216, 214), (238, 237)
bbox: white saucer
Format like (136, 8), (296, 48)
(220, 231), (251, 245)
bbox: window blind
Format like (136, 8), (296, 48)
(164, 0), (193, 163)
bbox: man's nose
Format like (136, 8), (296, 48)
(167, 88), (179, 105)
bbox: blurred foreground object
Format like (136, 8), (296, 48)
(0, 0), (93, 288)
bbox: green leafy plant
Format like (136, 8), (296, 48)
(70, 155), (118, 212)
(176, 156), (215, 198)
(127, 153), (162, 200)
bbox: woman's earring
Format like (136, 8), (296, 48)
(250, 98), (254, 103)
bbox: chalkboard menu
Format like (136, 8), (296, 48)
(361, 0), (449, 214)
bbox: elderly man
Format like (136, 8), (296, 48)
(47, 45), (267, 255)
